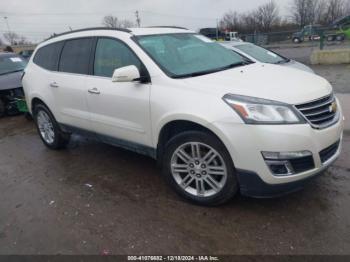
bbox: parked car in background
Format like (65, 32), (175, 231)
(221, 41), (314, 74)
(0, 52), (27, 117)
(18, 50), (34, 60)
(23, 27), (343, 206)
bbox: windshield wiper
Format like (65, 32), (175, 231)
(0, 69), (24, 76)
(174, 62), (248, 78)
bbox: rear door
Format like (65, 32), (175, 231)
(52, 38), (94, 130)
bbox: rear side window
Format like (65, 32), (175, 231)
(59, 38), (93, 75)
(33, 42), (63, 71)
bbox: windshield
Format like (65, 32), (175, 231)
(0, 55), (27, 75)
(234, 44), (288, 64)
(136, 33), (245, 78)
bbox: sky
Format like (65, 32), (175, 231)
(0, 0), (291, 43)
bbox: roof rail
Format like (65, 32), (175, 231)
(147, 26), (189, 30)
(46, 27), (132, 41)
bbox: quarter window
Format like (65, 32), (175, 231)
(33, 42), (63, 71)
(94, 38), (141, 77)
(59, 38), (93, 75)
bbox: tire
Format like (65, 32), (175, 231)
(336, 35), (345, 41)
(0, 98), (5, 118)
(162, 131), (238, 206)
(327, 36), (335, 42)
(33, 103), (70, 149)
(293, 38), (301, 44)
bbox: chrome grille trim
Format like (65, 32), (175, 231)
(294, 94), (339, 129)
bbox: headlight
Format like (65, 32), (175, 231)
(223, 94), (305, 124)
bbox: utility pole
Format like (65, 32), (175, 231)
(3, 16), (11, 33)
(216, 18), (219, 41)
(135, 11), (141, 27)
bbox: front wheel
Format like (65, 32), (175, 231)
(33, 104), (70, 149)
(162, 131), (238, 206)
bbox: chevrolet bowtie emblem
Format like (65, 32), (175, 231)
(329, 101), (337, 113)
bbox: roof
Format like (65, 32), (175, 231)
(130, 27), (193, 36)
(46, 26), (193, 41)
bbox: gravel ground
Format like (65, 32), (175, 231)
(311, 64), (350, 94)
(270, 41), (350, 65)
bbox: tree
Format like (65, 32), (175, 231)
(102, 15), (135, 28)
(118, 19), (135, 28)
(289, 0), (320, 27)
(3, 32), (20, 45)
(219, 1), (280, 33)
(346, 0), (350, 14)
(255, 1), (280, 32)
(314, 0), (328, 24)
(240, 11), (260, 33)
(323, 0), (346, 24)
(102, 15), (119, 28)
(219, 11), (242, 32)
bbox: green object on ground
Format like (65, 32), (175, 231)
(16, 99), (29, 113)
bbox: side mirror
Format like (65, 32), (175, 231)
(112, 65), (141, 82)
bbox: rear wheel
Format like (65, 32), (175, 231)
(33, 104), (70, 149)
(162, 131), (238, 206)
(293, 38), (301, 43)
(336, 35), (345, 41)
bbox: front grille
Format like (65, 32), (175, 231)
(289, 156), (315, 173)
(319, 141), (340, 164)
(295, 94), (337, 129)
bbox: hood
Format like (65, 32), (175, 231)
(182, 63), (331, 105)
(282, 60), (315, 74)
(0, 71), (23, 91)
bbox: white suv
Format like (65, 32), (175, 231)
(23, 27), (344, 205)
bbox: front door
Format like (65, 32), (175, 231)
(86, 37), (152, 147)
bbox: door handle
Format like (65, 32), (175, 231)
(88, 88), (100, 95)
(50, 82), (59, 88)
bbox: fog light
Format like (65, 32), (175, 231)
(262, 151), (313, 177)
(269, 163), (289, 175)
(264, 160), (294, 176)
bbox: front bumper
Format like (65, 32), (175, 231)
(208, 106), (344, 197)
(236, 161), (335, 198)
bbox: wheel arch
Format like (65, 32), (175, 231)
(156, 119), (226, 161)
(31, 97), (50, 113)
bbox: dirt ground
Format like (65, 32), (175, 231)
(270, 41), (350, 65)
(0, 65), (349, 255)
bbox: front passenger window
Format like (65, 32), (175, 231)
(94, 38), (141, 78)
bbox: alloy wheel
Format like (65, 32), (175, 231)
(37, 110), (55, 144)
(170, 142), (228, 198)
